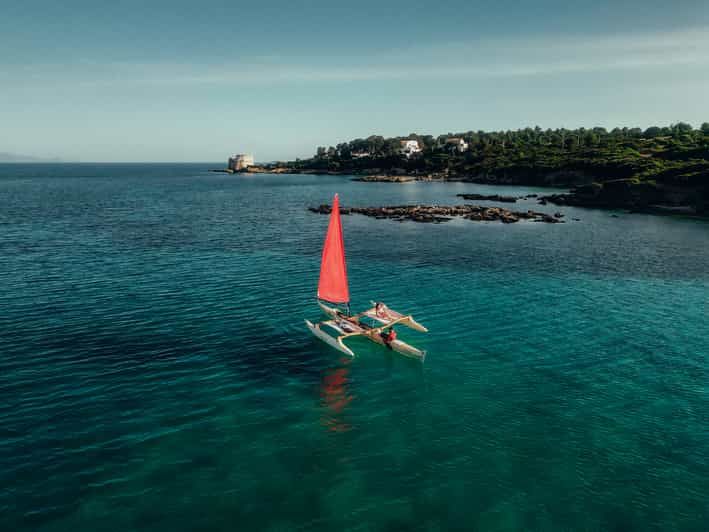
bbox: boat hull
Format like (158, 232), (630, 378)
(305, 320), (355, 357)
(368, 301), (428, 332)
(318, 300), (427, 333)
(312, 303), (427, 360)
(363, 329), (427, 360)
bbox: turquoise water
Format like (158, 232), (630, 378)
(1, 163), (707, 531)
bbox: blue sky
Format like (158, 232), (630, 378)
(2, 0), (708, 162)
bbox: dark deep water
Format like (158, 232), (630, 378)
(1, 163), (708, 531)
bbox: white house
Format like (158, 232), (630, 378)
(228, 154), (254, 171)
(399, 139), (422, 157)
(444, 138), (469, 153)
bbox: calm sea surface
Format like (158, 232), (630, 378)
(1, 163), (708, 531)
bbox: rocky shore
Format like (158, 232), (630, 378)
(308, 204), (564, 224)
(536, 179), (706, 216)
(217, 166), (705, 219)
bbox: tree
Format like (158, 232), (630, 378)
(365, 135), (385, 154)
(420, 135), (435, 149)
(336, 142), (351, 159)
(700, 122), (709, 134)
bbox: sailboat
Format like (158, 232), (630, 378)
(305, 194), (428, 360)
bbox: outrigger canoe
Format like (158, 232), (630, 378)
(305, 194), (428, 360)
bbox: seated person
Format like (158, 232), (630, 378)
(374, 302), (392, 320)
(380, 327), (397, 349)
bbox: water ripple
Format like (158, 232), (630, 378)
(0, 165), (708, 531)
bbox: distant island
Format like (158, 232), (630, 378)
(0, 152), (63, 163)
(256, 123), (709, 217)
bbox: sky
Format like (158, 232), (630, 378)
(1, 0), (708, 162)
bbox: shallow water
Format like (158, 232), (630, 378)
(1, 164), (708, 531)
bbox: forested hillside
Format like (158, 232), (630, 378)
(279, 123), (709, 215)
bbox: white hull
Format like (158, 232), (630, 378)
(368, 301), (428, 332)
(310, 303), (427, 360)
(305, 320), (355, 357)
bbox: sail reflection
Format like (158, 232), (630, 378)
(320, 357), (354, 432)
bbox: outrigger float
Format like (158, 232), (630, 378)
(305, 194), (428, 360)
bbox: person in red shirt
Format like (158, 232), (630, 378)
(381, 327), (396, 349)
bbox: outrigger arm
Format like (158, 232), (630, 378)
(307, 302), (428, 360)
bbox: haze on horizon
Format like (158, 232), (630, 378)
(2, 0), (708, 163)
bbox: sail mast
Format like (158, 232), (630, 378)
(317, 194), (350, 305)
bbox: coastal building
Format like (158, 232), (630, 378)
(444, 138), (469, 153)
(228, 154), (254, 171)
(351, 151), (372, 158)
(399, 139), (422, 157)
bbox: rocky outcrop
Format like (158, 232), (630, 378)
(351, 172), (448, 182)
(352, 175), (417, 183)
(209, 168), (235, 174)
(245, 166), (290, 173)
(456, 193), (519, 203)
(308, 204), (564, 224)
(538, 179), (681, 213)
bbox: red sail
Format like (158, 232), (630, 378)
(317, 194), (350, 304)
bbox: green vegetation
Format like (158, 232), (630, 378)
(281, 123), (709, 215)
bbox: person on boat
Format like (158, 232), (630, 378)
(375, 302), (390, 320)
(381, 327), (396, 349)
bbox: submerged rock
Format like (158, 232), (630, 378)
(309, 204), (352, 215)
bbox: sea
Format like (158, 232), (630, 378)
(1, 163), (707, 531)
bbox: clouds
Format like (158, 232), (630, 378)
(2, 22), (708, 161)
(3, 26), (708, 89)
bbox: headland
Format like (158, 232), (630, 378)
(252, 124), (709, 218)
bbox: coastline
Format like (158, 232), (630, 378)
(237, 167), (708, 219)
(231, 125), (708, 219)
